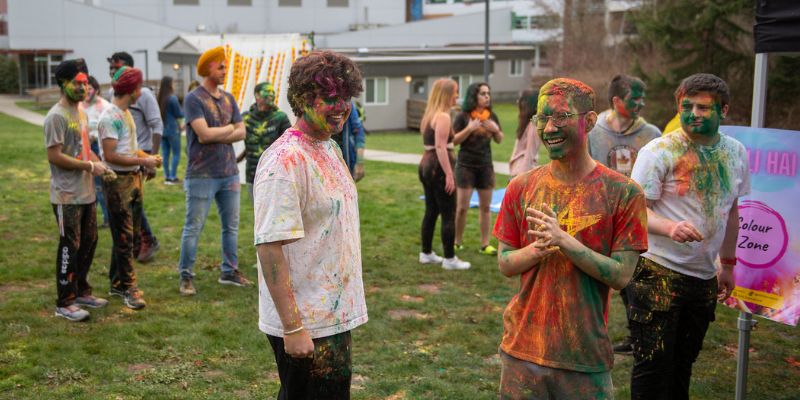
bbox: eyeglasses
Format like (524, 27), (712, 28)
(532, 112), (588, 129)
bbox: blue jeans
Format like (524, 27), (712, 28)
(161, 134), (181, 180)
(178, 175), (240, 278)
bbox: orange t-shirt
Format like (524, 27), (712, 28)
(493, 163), (648, 372)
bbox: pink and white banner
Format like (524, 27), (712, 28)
(722, 126), (799, 326)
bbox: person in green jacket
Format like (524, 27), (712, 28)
(237, 82), (292, 200)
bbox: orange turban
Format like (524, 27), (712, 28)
(197, 46), (226, 77)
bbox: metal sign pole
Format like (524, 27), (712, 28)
(735, 312), (756, 400)
(483, 0), (489, 84)
(735, 51), (769, 400)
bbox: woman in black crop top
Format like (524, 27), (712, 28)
(417, 78), (472, 271)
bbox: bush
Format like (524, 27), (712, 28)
(0, 56), (19, 94)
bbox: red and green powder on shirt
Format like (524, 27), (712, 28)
(493, 163), (648, 372)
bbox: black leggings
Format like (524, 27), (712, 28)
(419, 161), (456, 258)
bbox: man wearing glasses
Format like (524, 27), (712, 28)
(493, 78), (647, 398)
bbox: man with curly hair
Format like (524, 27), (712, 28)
(253, 50), (368, 399)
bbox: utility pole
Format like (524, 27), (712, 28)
(483, 0), (490, 83)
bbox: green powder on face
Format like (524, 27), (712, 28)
(623, 82), (645, 119)
(680, 101), (722, 137)
(63, 81), (86, 102)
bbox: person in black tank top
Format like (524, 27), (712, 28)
(452, 83), (504, 256)
(417, 79), (472, 270)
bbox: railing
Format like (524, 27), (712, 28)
(26, 80), (161, 107)
(406, 99), (426, 130)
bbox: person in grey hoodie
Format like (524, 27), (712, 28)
(588, 74), (661, 356)
(589, 74), (661, 177)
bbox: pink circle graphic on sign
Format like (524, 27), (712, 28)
(736, 201), (788, 269)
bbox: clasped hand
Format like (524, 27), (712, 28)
(526, 204), (565, 253)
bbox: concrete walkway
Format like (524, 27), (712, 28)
(364, 148), (510, 175)
(0, 95), (46, 127)
(0, 95), (511, 174)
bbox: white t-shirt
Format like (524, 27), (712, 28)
(82, 96), (112, 141)
(631, 129), (751, 279)
(253, 128), (367, 339)
(98, 104), (140, 172)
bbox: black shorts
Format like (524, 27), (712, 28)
(456, 163), (495, 189)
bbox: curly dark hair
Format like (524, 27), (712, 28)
(287, 50), (363, 117)
(461, 82), (489, 113)
(674, 73), (730, 107)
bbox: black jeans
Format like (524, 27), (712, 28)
(52, 203), (97, 307)
(267, 331), (352, 400)
(419, 156), (456, 258)
(627, 257), (718, 400)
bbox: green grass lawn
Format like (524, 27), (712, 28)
(0, 112), (798, 399)
(367, 103), (551, 164)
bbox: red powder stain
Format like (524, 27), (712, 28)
(672, 150), (699, 196)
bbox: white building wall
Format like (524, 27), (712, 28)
(8, 0), (182, 84)
(490, 58), (531, 97)
(321, 8), (514, 49)
(423, 0), (532, 16)
(71, 0), (405, 34)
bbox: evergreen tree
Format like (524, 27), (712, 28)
(629, 0), (754, 125)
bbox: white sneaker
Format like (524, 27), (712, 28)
(442, 256), (471, 270)
(419, 252), (444, 264)
(55, 305), (90, 322)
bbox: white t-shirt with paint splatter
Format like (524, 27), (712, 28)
(632, 129), (750, 279)
(253, 128), (367, 339)
(98, 104), (140, 172)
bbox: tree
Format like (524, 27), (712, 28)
(630, 0), (754, 126)
(0, 56), (19, 94)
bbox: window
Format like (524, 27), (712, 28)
(411, 80), (426, 97)
(48, 54), (64, 87)
(228, 0), (252, 5)
(173, 0), (199, 5)
(363, 77), (388, 105)
(509, 59), (524, 77)
(279, 0), (301, 6)
(450, 74), (474, 91)
(512, 12), (527, 29)
(327, 0), (347, 6)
